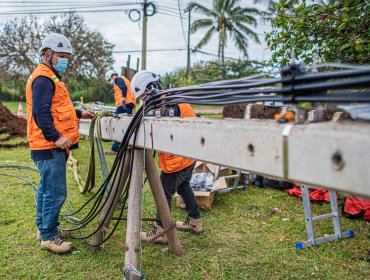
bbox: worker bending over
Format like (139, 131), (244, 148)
(131, 70), (204, 245)
(105, 70), (136, 154)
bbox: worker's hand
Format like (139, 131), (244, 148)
(55, 136), (72, 150)
(81, 110), (96, 119)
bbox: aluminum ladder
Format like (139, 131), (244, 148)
(296, 185), (354, 249)
(214, 167), (247, 193)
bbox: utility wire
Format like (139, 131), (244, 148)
(113, 48), (186, 53)
(177, 0), (188, 47)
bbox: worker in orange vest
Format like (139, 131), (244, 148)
(131, 71), (203, 245)
(26, 33), (96, 254)
(105, 70), (137, 154)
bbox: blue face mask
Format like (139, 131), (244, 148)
(110, 80), (115, 86)
(53, 57), (69, 73)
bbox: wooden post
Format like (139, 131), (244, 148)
(90, 149), (132, 250)
(124, 149), (144, 272)
(144, 150), (183, 256)
(141, 0), (148, 70)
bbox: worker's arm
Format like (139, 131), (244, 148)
(32, 76), (60, 142)
(75, 109), (82, 118)
(115, 77), (127, 106)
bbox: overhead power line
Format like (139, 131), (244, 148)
(113, 48), (186, 54)
(192, 48), (240, 61)
(177, 0), (187, 47)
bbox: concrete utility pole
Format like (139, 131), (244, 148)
(141, 0), (148, 70)
(79, 116), (370, 198)
(185, 8), (192, 78)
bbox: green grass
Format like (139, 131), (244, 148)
(191, 104), (223, 110)
(0, 140), (369, 279)
(2, 101), (19, 114)
(199, 113), (223, 119)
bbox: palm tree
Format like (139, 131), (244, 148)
(187, 0), (263, 63)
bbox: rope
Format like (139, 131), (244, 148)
(81, 110), (113, 193)
(67, 151), (85, 192)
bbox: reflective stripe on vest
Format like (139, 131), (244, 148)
(113, 76), (137, 108)
(26, 64), (80, 150)
(159, 103), (196, 173)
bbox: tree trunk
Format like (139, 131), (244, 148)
(220, 21), (226, 79)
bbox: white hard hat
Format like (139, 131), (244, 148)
(105, 69), (118, 81)
(40, 33), (73, 54)
(131, 70), (159, 99)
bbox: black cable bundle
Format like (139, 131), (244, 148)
(60, 62), (370, 247)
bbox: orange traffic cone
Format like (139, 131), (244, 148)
(17, 102), (23, 119)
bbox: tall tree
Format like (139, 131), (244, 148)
(0, 16), (42, 78)
(0, 12), (114, 81)
(44, 12), (114, 80)
(187, 0), (263, 63)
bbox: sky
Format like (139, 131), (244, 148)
(0, 0), (272, 75)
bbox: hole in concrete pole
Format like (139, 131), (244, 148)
(331, 151), (345, 170)
(170, 134), (173, 141)
(247, 144), (255, 156)
(200, 137), (205, 146)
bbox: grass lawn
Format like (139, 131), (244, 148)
(0, 140), (369, 279)
(2, 101), (19, 114)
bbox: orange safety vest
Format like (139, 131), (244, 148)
(113, 76), (136, 108)
(158, 104), (196, 173)
(26, 64), (80, 150)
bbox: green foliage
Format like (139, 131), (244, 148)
(0, 84), (21, 101)
(187, 0), (264, 63)
(67, 77), (113, 103)
(266, 0), (370, 66)
(161, 60), (262, 88)
(254, 0), (300, 14)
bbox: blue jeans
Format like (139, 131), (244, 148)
(115, 103), (134, 115)
(34, 150), (68, 241)
(112, 103), (134, 152)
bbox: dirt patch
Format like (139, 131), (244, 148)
(249, 104), (281, 119)
(0, 102), (27, 148)
(223, 104), (352, 121)
(222, 105), (246, 119)
(0, 142), (28, 149)
(323, 109), (351, 121)
(223, 104), (281, 119)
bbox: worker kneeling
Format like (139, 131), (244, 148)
(131, 71), (204, 244)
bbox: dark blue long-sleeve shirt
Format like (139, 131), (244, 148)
(30, 64), (82, 161)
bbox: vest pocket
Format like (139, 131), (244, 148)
(55, 106), (73, 121)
